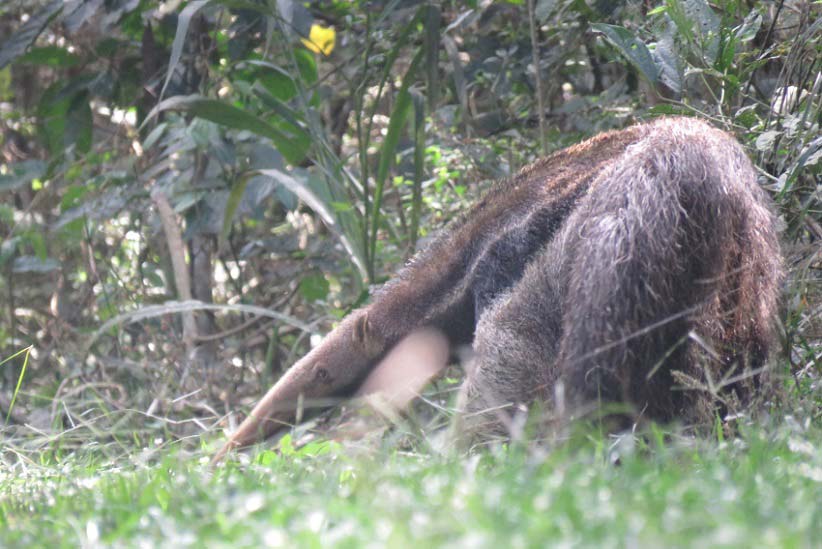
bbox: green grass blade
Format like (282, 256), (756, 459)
(2, 345), (32, 425)
(369, 47), (425, 264)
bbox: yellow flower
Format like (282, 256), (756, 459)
(301, 24), (335, 56)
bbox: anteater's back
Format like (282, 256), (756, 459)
(215, 117), (783, 460)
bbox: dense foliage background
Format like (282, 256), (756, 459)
(0, 0), (819, 459)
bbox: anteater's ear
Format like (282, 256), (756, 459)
(352, 312), (386, 357)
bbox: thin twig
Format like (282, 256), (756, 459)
(528, 0), (548, 155)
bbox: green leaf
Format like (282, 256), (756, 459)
(651, 23), (683, 94)
(37, 85), (70, 155)
(734, 12), (762, 43)
(665, 0), (720, 64)
(16, 46), (80, 67)
(12, 256), (60, 273)
(298, 273), (330, 301)
(370, 47), (426, 262)
(410, 88), (425, 246)
(61, 184), (89, 211)
(293, 48), (318, 85)
(251, 82), (306, 132)
(755, 130), (780, 152)
(160, 0), (212, 99)
(2, 345), (32, 425)
(257, 168), (367, 280)
(424, 4), (441, 111)
(220, 176), (249, 250)
(0, 0), (64, 70)
(733, 106), (758, 129)
(251, 61), (298, 102)
(142, 122), (168, 150)
(147, 95), (308, 164)
(535, 0), (561, 20)
(211, 0), (271, 13)
(0, 160), (46, 192)
(65, 93), (93, 153)
(25, 230), (48, 260)
(648, 104), (682, 115)
(0, 238), (20, 268)
(591, 23), (658, 84)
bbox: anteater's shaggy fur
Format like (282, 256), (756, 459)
(214, 117), (783, 460)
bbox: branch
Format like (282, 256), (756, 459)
(151, 190), (197, 351)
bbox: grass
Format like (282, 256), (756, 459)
(1, 415), (821, 548)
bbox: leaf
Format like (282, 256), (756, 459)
(63, 0), (105, 32)
(220, 176), (249, 250)
(0, 0), (65, 70)
(251, 82), (305, 132)
(12, 256), (60, 274)
(0, 238), (20, 268)
(592, 23), (658, 84)
(650, 21), (683, 94)
(146, 94), (308, 164)
(442, 35), (468, 116)
(16, 46), (80, 67)
(250, 60), (298, 102)
(424, 4), (441, 110)
(535, 0), (561, 21)
(755, 130), (780, 152)
(275, 0), (313, 38)
(800, 137), (822, 168)
(298, 273), (330, 301)
(0, 160), (46, 192)
(2, 345), (32, 425)
(665, 0), (720, 64)
(734, 12), (762, 43)
(36, 75), (97, 155)
(65, 93), (93, 153)
(257, 169), (368, 280)
(369, 47), (425, 262)
(410, 88), (425, 246)
(293, 48), (318, 85)
(53, 181), (140, 230)
(88, 300), (315, 351)
(25, 230), (48, 260)
(160, 0), (212, 99)
(648, 104), (682, 115)
(211, 0), (270, 13)
(682, 0), (719, 62)
(142, 122), (168, 150)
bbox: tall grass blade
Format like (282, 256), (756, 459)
(369, 48), (425, 265)
(1, 345), (32, 425)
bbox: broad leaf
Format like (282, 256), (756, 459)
(220, 176), (249, 250)
(16, 46), (80, 67)
(65, 93), (93, 153)
(735, 12), (762, 43)
(0, 160), (46, 192)
(592, 24), (659, 84)
(160, 0), (212, 99)
(258, 168), (367, 280)
(12, 256), (60, 274)
(147, 95), (309, 164)
(0, 0), (64, 69)
(651, 21), (683, 94)
(299, 273), (330, 301)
